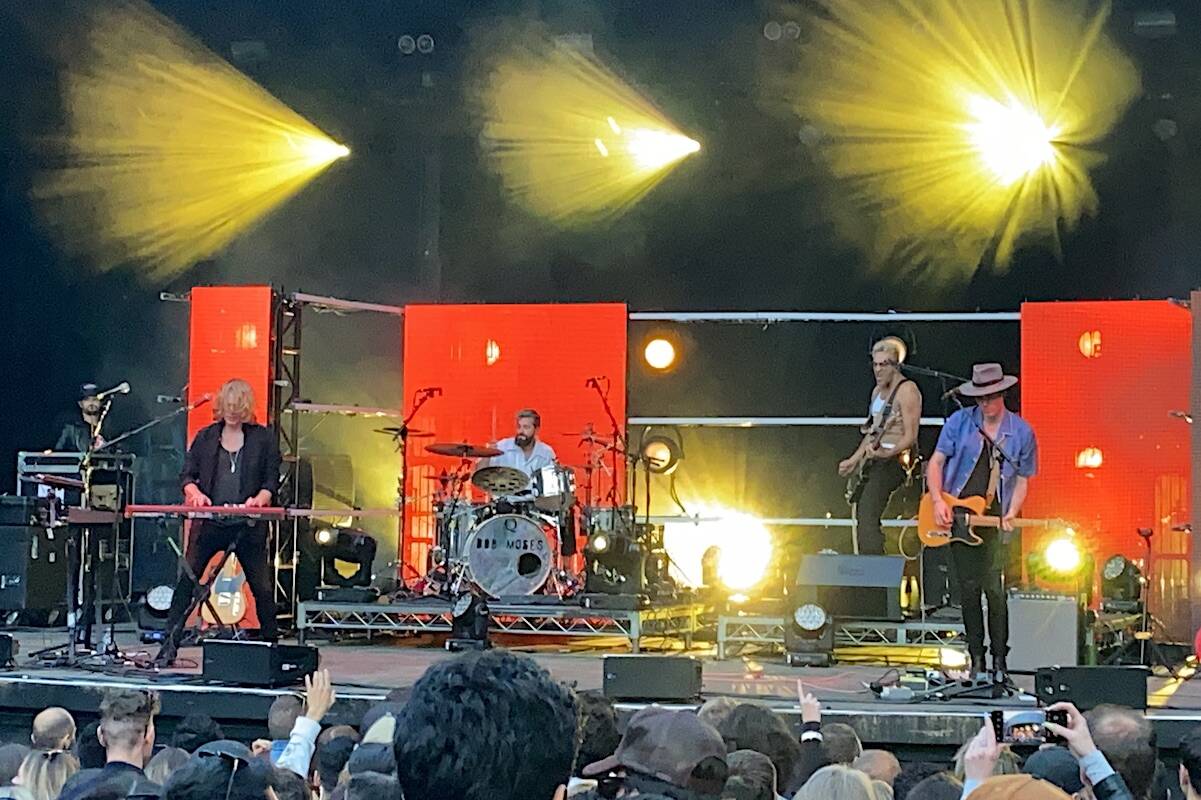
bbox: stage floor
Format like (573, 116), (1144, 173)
(3, 627), (1201, 757)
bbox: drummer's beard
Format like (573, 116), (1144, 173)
(514, 433), (534, 448)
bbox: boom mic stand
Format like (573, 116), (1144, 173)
(381, 387), (439, 589)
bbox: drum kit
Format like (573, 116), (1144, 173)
(420, 441), (583, 599)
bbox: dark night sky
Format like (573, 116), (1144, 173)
(0, 0), (1197, 517)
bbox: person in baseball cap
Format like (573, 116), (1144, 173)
(581, 707), (728, 797)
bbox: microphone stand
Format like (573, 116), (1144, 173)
(387, 388), (438, 588)
(587, 378), (626, 507)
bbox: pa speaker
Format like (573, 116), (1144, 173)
(202, 640), (319, 687)
(602, 655), (702, 701)
(1035, 666), (1148, 711)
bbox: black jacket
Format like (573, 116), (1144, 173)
(180, 422), (281, 501)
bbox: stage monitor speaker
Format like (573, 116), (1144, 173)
(1007, 592), (1078, 671)
(792, 555), (904, 621)
(1035, 666), (1149, 711)
(202, 640), (319, 687)
(0, 525), (69, 611)
(602, 655), (702, 701)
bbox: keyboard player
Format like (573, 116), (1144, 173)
(158, 379), (281, 664)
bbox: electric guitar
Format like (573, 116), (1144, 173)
(917, 492), (1063, 547)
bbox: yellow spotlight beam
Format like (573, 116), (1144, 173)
(33, 1), (349, 279)
(777, 0), (1140, 273)
(470, 28), (700, 225)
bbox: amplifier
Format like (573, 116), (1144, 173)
(202, 640), (319, 687)
(0, 525), (69, 611)
(1035, 666), (1149, 711)
(602, 655), (702, 701)
(0, 497), (48, 526)
(792, 555), (905, 621)
(1007, 592), (1078, 671)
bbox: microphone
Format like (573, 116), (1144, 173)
(188, 393), (213, 410)
(1169, 410), (1194, 423)
(96, 381), (131, 400)
(585, 376), (604, 388)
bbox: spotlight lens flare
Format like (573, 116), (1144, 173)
(294, 136), (350, 167)
(625, 129), (701, 170)
(1044, 537), (1082, 574)
(663, 505), (772, 591)
(965, 96), (1060, 185)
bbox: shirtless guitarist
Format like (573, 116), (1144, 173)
(838, 337), (922, 555)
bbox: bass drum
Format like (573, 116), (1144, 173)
(465, 513), (553, 597)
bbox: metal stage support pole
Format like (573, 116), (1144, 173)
(273, 294), (302, 626)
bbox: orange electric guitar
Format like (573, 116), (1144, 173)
(917, 492), (1063, 547)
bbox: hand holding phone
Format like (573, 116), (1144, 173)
(989, 709), (1069, 745)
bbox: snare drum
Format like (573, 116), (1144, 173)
(465, 513), (554, 597)
(533, 464), (576, 513)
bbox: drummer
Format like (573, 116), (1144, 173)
(482, 408), (557, 480)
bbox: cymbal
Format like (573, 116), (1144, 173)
(562, 431), (614, 444)
(425, 442), (503, 458)
(374, 427), (434, 438)
(472, 465), (531, 495)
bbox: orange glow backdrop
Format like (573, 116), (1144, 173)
(1021, 300), (1192, 630)
(401, 303), (628, 575)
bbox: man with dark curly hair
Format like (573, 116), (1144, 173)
(393, 649), (578, 800)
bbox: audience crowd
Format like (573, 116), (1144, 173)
(0, 647), (1184, 800)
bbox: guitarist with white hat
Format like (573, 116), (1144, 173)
(838, 337), (922, 555)
(926, 362), (1039, 678)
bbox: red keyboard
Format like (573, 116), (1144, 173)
(124, 504), (286, 519)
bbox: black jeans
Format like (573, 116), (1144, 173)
(949, 531), (1008, 660)
(853, 459), (906, 555)
(163, 521), (278, 643)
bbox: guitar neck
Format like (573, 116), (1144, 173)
(966, 515), (1056, 529)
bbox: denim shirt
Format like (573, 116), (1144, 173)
(934, 406), (1038, 516)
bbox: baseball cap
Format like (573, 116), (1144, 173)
(1023, 747), (1084, 794)
(581, 707), (727, 794)
(79, 383), (100, 400)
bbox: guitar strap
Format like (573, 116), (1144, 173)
(863, 379), (910, 435)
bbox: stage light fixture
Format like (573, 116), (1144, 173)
(416, 34), (435, 54)
(398, 35), (416, 55)
(145, 584), (174, 614)
(586, 531), (613, 556)
(643, 337), (677, 371)
(1075, 448), (1104, 469)
(317, 528), (378, 588)
(1078, 330), (1102, 358)
(1044, 535), (1083, 576)
(1101, 554), (1143, 607)
(785, 599), (833, 667)
(641, 435), (682, 475)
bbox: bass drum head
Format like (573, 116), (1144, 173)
(465, 514), (552, 597)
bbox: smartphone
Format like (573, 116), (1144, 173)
(989, 708), (1068, 745)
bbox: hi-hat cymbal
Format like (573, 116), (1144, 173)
(374, 427), (434, 438)
(425, 442), (503, 458)
(562, 431), (614, 444)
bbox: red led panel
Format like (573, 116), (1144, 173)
(1021, 300), (1192, 628)
(187, 285), (274, 441)
(401, 303), (628, 575)
(185, 285), (275, 630)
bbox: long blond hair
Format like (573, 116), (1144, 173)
(794, 765), (875, 800)
(17, 749), (79, 800)
(212, 378), (256, 423)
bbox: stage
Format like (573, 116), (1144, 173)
(3, 627), (1201, 760)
